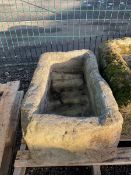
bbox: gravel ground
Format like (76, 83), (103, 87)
(26, 167), (92, 175)
(0, 64), (36, 92)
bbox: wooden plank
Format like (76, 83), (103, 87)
(0, 91), (23, 175)
(6, 91), (23, 144)
(13, 143), (26, 175)
(14, 147), (131, 167)
(120, 136), (131, 142)
(90, 138), (131, 175)
(13, 167), (26, 175)
(0, 81), (20, 166)
(91, 166), (101, 175)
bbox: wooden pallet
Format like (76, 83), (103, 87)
(0, 81), (23, 175)
(13, 136), (131, 175)
(92, 136), (131, 175)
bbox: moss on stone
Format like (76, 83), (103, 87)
(98, 37), (131, 136)
(98, 38), (131, 107)
(120, 104), (131, 137)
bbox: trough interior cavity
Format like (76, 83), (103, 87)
(42, 61), (94, 117)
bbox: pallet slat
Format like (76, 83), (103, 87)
(13, 143), (26, 175)
(0, 91), (23, 175)
(0, 82), (23, 175)
(92, 165), (101, 175)
(120, 136), (131, 142)
(14, 147), (131, 167)
(0, 81), (20, 166)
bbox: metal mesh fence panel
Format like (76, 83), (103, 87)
(0, 0), (131, 64)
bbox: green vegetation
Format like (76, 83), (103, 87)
(99, 38), (131, 107)
(99, 38), (131, 136)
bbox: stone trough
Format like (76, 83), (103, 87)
(98, 38), (131, 138)
(21, 50), (123, 164)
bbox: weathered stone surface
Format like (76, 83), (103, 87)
(98, 38), (131, 137)
(52, 78), (83, 90)
(21, 50), (123, 163)
(52, 72), (83, 80)
(50, 104), (89, 117)
(61, 93), (89, 104)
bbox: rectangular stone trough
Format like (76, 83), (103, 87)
(21, 50), (123, 164)
(98, 38), (131, 138)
